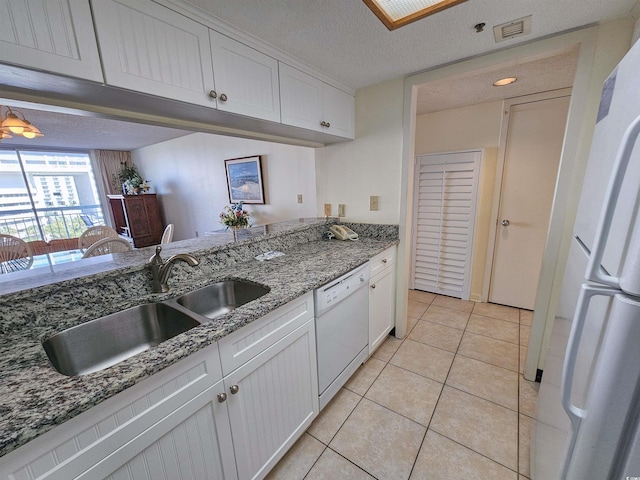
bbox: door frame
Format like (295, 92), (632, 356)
(481, 88), (573, 303)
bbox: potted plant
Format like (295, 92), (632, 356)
(113, 164), (150, 195)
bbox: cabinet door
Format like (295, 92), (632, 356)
(279, 63), (323, 133)
(369, 266), (396, 355)
(0, 0), (102, 81)
(77, 381), (237, 480)
(225, 319), (318, 480)
(210, 30), (280, 122)
(322, 84), (355, 139)
(91, 0), (215, 107)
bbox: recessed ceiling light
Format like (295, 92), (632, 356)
(493, 77), (518, 86)
(363, 0), (468, 30)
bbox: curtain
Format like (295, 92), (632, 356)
(96, 150), (132, 195)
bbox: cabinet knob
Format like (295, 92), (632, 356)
(217, 392), (227, 403)
(230, 384), (240, 394)
(382, 258), (388, 263)
(371, 284), (376, 289)
(220, 93), (228, 102)
(325, 122), (330, 128)
(209, 90), (217, 99)
(320, 121), (327, 127)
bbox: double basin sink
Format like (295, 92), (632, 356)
(43, 280), (270, 376)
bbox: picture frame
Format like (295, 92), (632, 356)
(224, 155), (265, 204)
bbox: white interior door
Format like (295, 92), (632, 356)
(411, 151), (481, 300)
(489, 93), (570, 309)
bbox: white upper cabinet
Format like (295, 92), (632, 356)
(322, 82), (355, 139)
(0, 0), (102, 82)
(209, 30), (280, 122)
(279, 63), (355, 139)
(91, 0), (216, 108)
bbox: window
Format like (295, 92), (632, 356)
(0, 149), (106, 243)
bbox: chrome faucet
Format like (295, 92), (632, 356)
(148, 246), (200, 293)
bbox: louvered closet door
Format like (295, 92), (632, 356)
(412, 151), (481, 300)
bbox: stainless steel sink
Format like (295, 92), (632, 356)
(43, 303), (201, 376)
(174, 279), (270, 319)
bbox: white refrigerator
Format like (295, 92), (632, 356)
(532, 37), (640, 479)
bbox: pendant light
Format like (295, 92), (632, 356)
(0, 106), (44, 141)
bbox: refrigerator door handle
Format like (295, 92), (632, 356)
(560, 283), (618, 478)
(586, 114), (640, 288)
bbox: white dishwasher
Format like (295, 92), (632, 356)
(315, 262), (370, 410)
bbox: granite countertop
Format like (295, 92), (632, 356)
(0, 229), (398, 457)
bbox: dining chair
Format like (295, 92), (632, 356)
(82, 237), (133, 258)
(78, 226), (119, 251)
(161, 224), (174, 244)
(0, 234), (34, 273)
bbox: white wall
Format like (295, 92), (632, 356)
(415, 101), (503, 301)
(315, 78), (405, 224)
(132, 132), (317, 241)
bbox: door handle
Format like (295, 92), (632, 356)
(501, 219), (510, 226)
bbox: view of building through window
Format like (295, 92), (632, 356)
(0, 150), (105, 242)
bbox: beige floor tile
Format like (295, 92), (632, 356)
(458, 331), (519, 372)
(330, 398), (426, 480)
(306, 448), (375, 480)
(344, 357), (385, 396)
(466, 314), (520, 344)
(519, 414), (534, 478)
(410, 430), (518, 480)
(366, 364), (443, 426)
(423, 305), (470, 330)
(372, 335), (403, 362)
(408, 320), (463, 352)
(308, 388), (361, 444)
(432, 295), (475, 313)
(446, 355), (518, 411)
(473, 302), (519, 323)
(408, 290), (436, 304)
(519, 377), (539, 418)
(390, 338), (454, 383)
(520, 325), (531, 347)
(266, 433), (325, 480)
(520, 310), (533, 326)
(408, 300), (429, 318)
(430, 386), (518, 470)
(406, 316), (419, 334)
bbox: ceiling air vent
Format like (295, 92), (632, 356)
(493, 16), (532, 43)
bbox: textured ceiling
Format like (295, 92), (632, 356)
(0, 106), (191, 150)
(180, 0), (637, 90)
(416, 48), (579, 114)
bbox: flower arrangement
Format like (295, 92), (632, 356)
(219, 202), (251, 229)
(114, 164), (150, 195)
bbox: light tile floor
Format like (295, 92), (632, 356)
(267, 290), (539, 480)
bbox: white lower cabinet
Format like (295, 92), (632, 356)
(369, 246), (397, 355)
(223, 318), (318, 480)
(0, 342), (235, 480)
(0, 293), (318, 480)
(218, 292), (318, 480)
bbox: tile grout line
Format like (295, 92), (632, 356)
(413, 293), (526, 477)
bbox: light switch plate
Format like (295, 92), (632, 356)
(370, 195), (379, 211)
(324, 204), (331, 216)
(338, 204), (345, 217)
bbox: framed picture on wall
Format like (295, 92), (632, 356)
(224, 155), (265, 204)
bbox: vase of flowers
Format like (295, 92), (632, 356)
(219, 202), (251, 230)
(114, 164), (151, 195)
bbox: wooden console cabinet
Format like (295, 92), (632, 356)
(108, 194), (164, 248)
